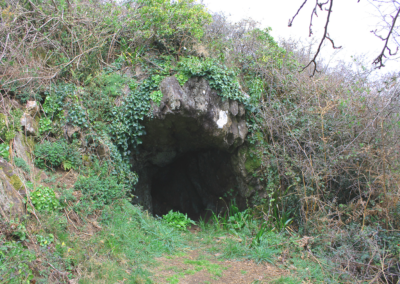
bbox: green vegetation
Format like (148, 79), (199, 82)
(34, 140), (81, 170)
(163, 210), (196, 230)
(0, 143), (9, 160)
(14, 157), (30, 174)
(30, 185), (60, 212)
(0, 0), (399, 283)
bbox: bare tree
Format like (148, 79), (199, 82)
(290, 0), (400, 75)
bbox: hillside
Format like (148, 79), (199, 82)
(0, 0), (399, 283)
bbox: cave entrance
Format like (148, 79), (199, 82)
(150, 149), (236, 220)
(130, 76), (250, 220)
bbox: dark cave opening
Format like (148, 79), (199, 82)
(150, 150), (237, 220)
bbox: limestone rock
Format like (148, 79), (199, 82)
(20, 113), (38, 136)
(25, 101), (39, 117)
(13, 133), (31, 164)
(0, 158), (25, 218)
(146, 76), (248, 155)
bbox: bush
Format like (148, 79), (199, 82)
(135, 0), (211, 54)
(74, 175), (125, 211)
(34, 140), (81, 170)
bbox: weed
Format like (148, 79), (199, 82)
(163, 210), (196, 230)
(184, 259), (227, 277)
(36, 233), (54, 247)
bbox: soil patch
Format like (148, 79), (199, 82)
(151, 249), (286, 284)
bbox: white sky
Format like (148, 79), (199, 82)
(202, 0), (399, 73)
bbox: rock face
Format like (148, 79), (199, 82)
(131, 76), (262, 218)
(146, 76), (248, 157)
(0, 158), (25, 218)
(20, 113), (38, 136)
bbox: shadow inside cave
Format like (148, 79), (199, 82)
(149, 150), (237, 221)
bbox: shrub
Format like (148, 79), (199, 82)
(135, 0), (211, 54)
(34, 140), (81, 170)
(74, 175), (125, 211)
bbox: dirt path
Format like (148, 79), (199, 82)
(150, 249), (286, 284)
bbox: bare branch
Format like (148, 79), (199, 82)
(288, 0), (309, 27)
(301, 0), (340, 76)
(372, 5), (400, 68)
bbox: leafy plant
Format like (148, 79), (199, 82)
(163, 210), (196, 230)
(66, 104), (89, 128)
(175, 72), (190, 86)
(9, 220), (28, 241)
(38, 117), (52, 135)
(0, 143), (9, 160)
(150, 90), (163, 106)
(36, 234), (54, 247)
(30, 185), (60, 212)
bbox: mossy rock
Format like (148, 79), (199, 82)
(22, 134), (35, 151)
(245, 155), (261, 173)
(239, 146), (262, 174)
(9, 174), (23, 190)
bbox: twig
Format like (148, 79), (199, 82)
(301, 0), (341, 76)
(288, 0), (309, 27)
(372, 5), (400, 68)
(0, 34), (9, 63)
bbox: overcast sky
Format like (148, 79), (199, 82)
(202, 0), (399, 74)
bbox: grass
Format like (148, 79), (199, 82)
(77, 200), (188, 283)
(2, 198), (343, 283)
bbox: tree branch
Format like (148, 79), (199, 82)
(372, 4), (400, 68)
(301, 0), (341, 76)
(288, 0), (309, 27)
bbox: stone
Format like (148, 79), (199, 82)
(0, 158), (25, 218)
(20, 113), (38, 136)
(146, 76), (248, 153)
(25, 101), (39, 117)
(13, 133), (31, 164)
(63, 124), (80, 140)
